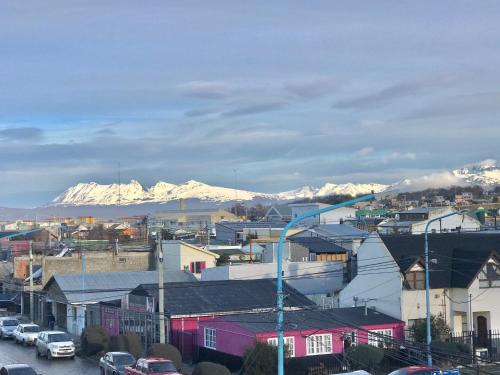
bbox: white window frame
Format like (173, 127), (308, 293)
(342, 330), (358, 346)
(306, 334), (332, 356)
(204, 327), (216, 349)
(267, 337), (295, 357)
(368, 329), (393, 347)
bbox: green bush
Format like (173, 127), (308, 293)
(192, 362), (231, 375)
(346, 345), (384, 372)
(242, 342), (277, 375)
(147, 343), (182, 369)
(124, 333), (143, 359)
(80, 326), (110, 356)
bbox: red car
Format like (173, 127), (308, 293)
(388, 366), (441, 375)
(124, 358), (181, 375)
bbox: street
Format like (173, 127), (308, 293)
(0, 339), (98, 374)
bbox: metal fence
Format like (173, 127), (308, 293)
(449, 330), (500, 362)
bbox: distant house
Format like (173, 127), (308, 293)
(198, 307), (404, 358)
(215, 221), (295, 244)
(288, 237), (350, 262)
(377, 207), (481, 235)
(129, 279), (314, 360)
(340, 233), (500, 342)
(289, 203), (357, 226)
(43, 270), (197, 336)
(264, 205), (292, 222)
(162, 240), (219, 278)
(151, 209), (238, 228)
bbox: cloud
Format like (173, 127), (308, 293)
(184, 108), (220, 117)
(221, 101), (287, 118)
(94, 129), (116, 136)
(0, 127), (44, 142)
(333, 75), (458, 109)
(355, 147), (374, 157)
(404, 91), (500, 120)
(395, 171), (468, 192)
(176, 81), (240, 99)
(284, 78), (340, 99)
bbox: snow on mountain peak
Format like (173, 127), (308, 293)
(453, 159), (500, 186)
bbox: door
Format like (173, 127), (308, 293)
(477, 316), (488, 347)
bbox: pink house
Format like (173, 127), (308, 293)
(198, 307), (405, 358)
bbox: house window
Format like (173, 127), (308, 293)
(306, 334), (332, 355)
(406, 271), (425, 290)
(267, 337), (295, 357)
(342, 331), (357, 349)
(190, 261), (206, 273)
(368, 329), (393, 348)
(204, 328), (216, 349)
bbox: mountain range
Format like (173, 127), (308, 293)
(50, 159), (500, 207)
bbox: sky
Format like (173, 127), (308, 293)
(1, 1), (500, 207)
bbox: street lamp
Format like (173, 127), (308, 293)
(423, 210), (466, 366)
(276, 192), (396, 375)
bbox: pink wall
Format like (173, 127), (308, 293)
(198, 319), (256, 357)
(198, 319), (405, 358)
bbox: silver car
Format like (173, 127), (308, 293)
(99, 352), (136, 375)
(0, 318), (20, 340)
(35, 331), (75, 360)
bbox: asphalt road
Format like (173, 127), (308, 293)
(0, 338), (98, 374)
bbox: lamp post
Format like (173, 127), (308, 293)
(423, 210), (465, 366)
(276, 193), (379, 375)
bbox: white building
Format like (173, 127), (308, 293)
(202, 261), (344, 306)
(340, 233), (500, 343)
(377, 208), (481, 235)
(162, 240), (219, 278)
(289, 203), (357, 226)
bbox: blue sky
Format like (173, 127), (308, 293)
(1, 1), (499, 207)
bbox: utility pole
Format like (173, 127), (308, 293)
(157, 235), (166, 344)
(29, 241), (34, 323)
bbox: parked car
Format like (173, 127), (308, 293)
(388, 366), (441, 375)
(35, 331), (75, 360)
(13, 324), (40, 346)
(0, 317), (20, 340)
(0, 364), (38, 375)
(124, 358), (181, 375)
(99, 352), (136, 375)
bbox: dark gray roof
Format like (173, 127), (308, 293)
(289, 237), (347, 254)
(210, 248), (246, 256)
(312, 224), (368, 238)
(44, 270), (197, 304)
(215, 307), (403, 333)
(381, 233), (500, 289)
(133, 279), (314, 316)
(267, 205), (292, 217)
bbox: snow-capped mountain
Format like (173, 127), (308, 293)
(51, 180), (388, 206)
(453, 159), (500, 186)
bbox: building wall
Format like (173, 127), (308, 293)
(467, 275), (500, 332)
(198, 318), (256, 357)
(262, 241), (309, 263)
(163, 241), (217, 278)
(41, 251), (151, 286)
(198, 321), (405, 358)
(201, 261), (344, 296)
(411, 213), (481, 234)
(339, 234), (403, 319)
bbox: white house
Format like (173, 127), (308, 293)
(289, 203), (357, 226)
(201, 261), (344, 307)
(340, 232), (500, 344)
(162, 240), (219, 278)
(377, 207), (481, 235)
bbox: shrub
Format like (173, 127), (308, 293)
(80, 326), (110, 356)
(411, 314), (450, 343)
(242, 342), (277, 375)
(147, 343), (182, 369)
(346, 345), (384, 372)
(124, 333), (143, 358)
(192, 362), (231, 375)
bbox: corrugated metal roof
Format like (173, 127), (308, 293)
(45, 270), (197, 304)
